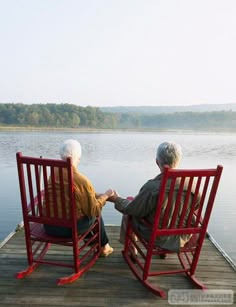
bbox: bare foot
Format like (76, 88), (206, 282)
(100, 243), (114, 257)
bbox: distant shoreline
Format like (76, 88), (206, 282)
(0, 125), (236, 134)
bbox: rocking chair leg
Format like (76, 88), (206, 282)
(57, 251), (101, 285)
(187, 273), (207, 290)
(16, 262), (40, 279)
(57, 272), (82, 286)
(122, 250), (166, 298)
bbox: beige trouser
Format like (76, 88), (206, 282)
(119, 214), (137, 244)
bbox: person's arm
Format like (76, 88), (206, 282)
(108, 175), (162, 219)
(109, 180), (157, 218)
(84, 186), (114, 216)
(73, 170), (114, 217)
(114, 188), (155, 217)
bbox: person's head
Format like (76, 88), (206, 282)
(59, 139), (82, 167)
(156, 141), (182, 171)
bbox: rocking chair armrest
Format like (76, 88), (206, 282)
(127, 196), (134, 201)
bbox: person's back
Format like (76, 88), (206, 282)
(43, 139), (114, 257)
(108, 141), (198, 252)
(43, 167), (71, 219)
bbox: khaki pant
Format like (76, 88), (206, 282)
(119, 214), (137, 244)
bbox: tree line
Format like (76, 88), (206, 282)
(0, 103), (118, 128)
(0, 103), (235, 131)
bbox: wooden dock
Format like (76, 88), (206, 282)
(0, 226), (235, 306)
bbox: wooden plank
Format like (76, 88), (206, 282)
(0, 226), (235, 306)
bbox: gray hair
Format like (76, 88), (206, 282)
(59, 139), (82, 165)
(156, 141), (182, 168)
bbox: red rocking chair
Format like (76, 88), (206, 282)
(122, 165), (223, 298)
(16, 152), (102, 285)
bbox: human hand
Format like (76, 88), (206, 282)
(107, 190), (119, 202)
(105, 189), (114, 198)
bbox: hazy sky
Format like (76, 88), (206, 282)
(0, 0), (236, 107)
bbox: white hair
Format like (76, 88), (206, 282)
(156, 141), (182, 168)
(59, 139), (82, 166)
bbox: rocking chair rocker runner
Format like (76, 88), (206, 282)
(122, 165), (223, 298)
(16, 152), (102, 285)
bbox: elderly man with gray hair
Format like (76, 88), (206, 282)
(108, 141), (189, 255)
(44, 139), (114, 257)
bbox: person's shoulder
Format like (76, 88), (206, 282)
(146, 174), (162, 185)
(141, 174), (162, 191)
(73, 168), (92, 186)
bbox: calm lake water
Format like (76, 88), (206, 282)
(0, 130), (235, 265)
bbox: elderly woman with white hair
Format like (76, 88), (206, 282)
(44, 139), (114, 257)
